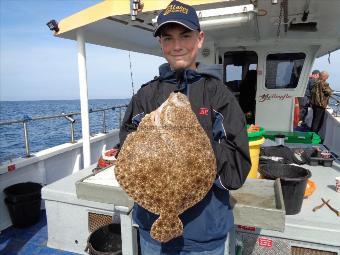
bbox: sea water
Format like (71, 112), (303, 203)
(0, 99), (129, 163)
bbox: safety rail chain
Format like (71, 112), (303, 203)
(0, 105), (128, 158)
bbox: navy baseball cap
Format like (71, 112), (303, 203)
(154, 1), (200, 37)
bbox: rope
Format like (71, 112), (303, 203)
(276, 1), (283, 37)
(277, 0), (289, 37)
(283, 0), (288, 33)
(128, 51), (135, 96)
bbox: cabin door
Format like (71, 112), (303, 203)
(223, 51), (258, 125)
(255, 48), (318, 132)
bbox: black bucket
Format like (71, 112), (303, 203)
(86, 223), (122, 255)
(259, 164), (311, 215)
(3, 182), (42, 228)
(4, 182), (42, 203)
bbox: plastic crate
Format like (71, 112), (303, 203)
(264, 131), (321, 144)
(247, 125), (265, 141)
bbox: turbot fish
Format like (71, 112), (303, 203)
(115, 92), (216, 242)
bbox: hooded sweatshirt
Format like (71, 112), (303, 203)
(119, 63), (251, 252)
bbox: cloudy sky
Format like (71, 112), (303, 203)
(0, 0), (339, 101)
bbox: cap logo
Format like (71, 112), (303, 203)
(163, 4), (188, 16)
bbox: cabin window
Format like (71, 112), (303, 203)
(249, 64), (257, 70)
(223, 51), (258, 124)
(226, 65), (242, 82)
(223, 51), (258, 93)
(265, 53), (306, 89)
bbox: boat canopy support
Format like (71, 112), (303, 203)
(76, 29), (91, 168)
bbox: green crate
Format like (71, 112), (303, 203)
(247, 125), (265, 141)
(264, 131), (321, 144)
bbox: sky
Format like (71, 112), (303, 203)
(0, 0), (339, 101)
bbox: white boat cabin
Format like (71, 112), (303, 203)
(53, 0), (340, 133)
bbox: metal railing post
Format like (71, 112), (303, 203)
(23, 121), (31, 158)
(70, 121), (75, 143)
(63, 113), (76, 143)
(102, 110), (107, 133)
(330, 94), (340, 117)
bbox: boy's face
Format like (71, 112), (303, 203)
(159, 24), (204, 71)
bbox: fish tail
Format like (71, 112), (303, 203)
(150, 215), (183, 243)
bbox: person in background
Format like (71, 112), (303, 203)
(298, 69), (320, 127)
(119, 1), (251, 254)
(239, 70), (257, 124)
(310, 71), (332, 133)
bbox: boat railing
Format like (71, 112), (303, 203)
(330, 92), (340, 117)
(0, 105), (128, 158)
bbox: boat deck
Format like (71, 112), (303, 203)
(1, 144), (339, 255)
(253, 157), (340, 246)
(0, 210), (79, 255)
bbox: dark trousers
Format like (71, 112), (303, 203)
(298, 97), (309, 122)
(311, 105), (326, 133)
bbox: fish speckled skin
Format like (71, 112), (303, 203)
(115, 92), (216, 242)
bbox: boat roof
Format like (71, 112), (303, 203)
(55, 0), (229, 56)
(54, 0), (340, 57)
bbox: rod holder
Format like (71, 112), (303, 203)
(22, 115), (32, 158)
(63, 113), (76, 143)
(23, 122), (31, 158)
